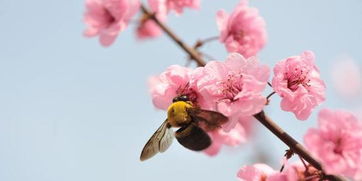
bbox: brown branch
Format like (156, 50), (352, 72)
(140, 4), (206, 67)
(266, 91), (276, 100)
(254, 111), (323, 170)
(193, 36), (219, 49)
(141, 3), (345, 181)
(253, 111), (345, 181)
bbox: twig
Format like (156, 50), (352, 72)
(193, 36), (219, 49)
(253, 111), (345, 181)
(280, 149), (294, 172)
(253, 111), (321, 169)
(299, 155), (309, 172)
(142, 3), (345, 181)
(266, 91), (276, 100)
(140, 4), (206, 67)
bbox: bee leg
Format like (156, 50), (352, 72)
(175, 123), (211, 151)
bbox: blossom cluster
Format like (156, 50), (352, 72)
(83, 0), (201, 45)
(237, 162), (320, 181)
(237, 109), (362, 180)
(150, 53), (269, 154)
(83, 0), (268, 56)
(148, 50), (328, 155)
(81, 0), (362, 180)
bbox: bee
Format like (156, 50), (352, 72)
(140, 95), (228, 161)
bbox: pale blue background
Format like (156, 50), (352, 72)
(0, 0), (361, 180)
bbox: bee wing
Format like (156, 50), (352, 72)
(187, 108), (228, 131)
(159, 124), (173, 153)
(140, 120), (174, 161)
(175, 123), (211, 151)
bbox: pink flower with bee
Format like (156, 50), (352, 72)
(149, 65), (199, 110)
(196, 53), (270, 131)
(204, 121), (251, 156)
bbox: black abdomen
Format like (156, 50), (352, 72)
(175, 123), (211, 151)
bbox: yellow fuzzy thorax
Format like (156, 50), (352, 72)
(167, 101), (193, 127)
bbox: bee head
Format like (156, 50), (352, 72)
(172, 95), (189, 102)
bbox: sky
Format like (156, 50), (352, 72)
(0, 0), (361, 181)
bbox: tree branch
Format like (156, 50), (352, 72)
(253, 111), (322, 170)
(140, 4), (206, 67)
(141, 3), (345, 181)
(253, 111), (346, 181)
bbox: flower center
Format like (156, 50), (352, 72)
(285, 67), (310, 91)
(333, 137), (343, 155)
(219, 73), (243, 101)
(233, 30), (244, 42)
(260, 174), (267, 181)
(103, 7), (116, 26)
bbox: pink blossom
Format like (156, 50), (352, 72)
(304, 109), (362, 179)
(148, 65), (199, 110)
(282, 162), (320, 181)
(83, 0), (140, 46)
(272, 51), (326, 120)
(236, 162), (322, 181)
(136, 15), (164, 39)
(331, 56), (361, 98)
(204, 121), (251, 156)
(136, 0), (168, 39)
(237, 164), (277, 181)
(137, 0), (199, 38)
(166, 0), (200, 14)
(149, 64), (253, 156)
(196, 53), (270, 131)
(150, 0), (200, 15)
(216, 0), (267, 58)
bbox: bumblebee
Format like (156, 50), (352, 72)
(140, 95), (228, 161)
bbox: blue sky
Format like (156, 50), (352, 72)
(0, 0), (361, 180)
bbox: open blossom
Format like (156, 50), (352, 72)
(272, 51), (325, 120)
(281, 162), (320, 181)
(204, 121), (251, 156)
(237, 164), (277, 181)
(136, 0), (168, 39)
(149, 65), (199, 110)
(148, 54), (267, 156)
(83, 0), (140, 46)
(196, 53), (270, 131)
(150, 0), (200, 15)
(136, 13), (165, 39)
(237, 162), (322, 181)
(216, 0), (267, 58)
(304, 109), (362, 179)
(166, 0), (199, 14)
(136, 19), (162, 39)
(149, 64), (250, 157)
